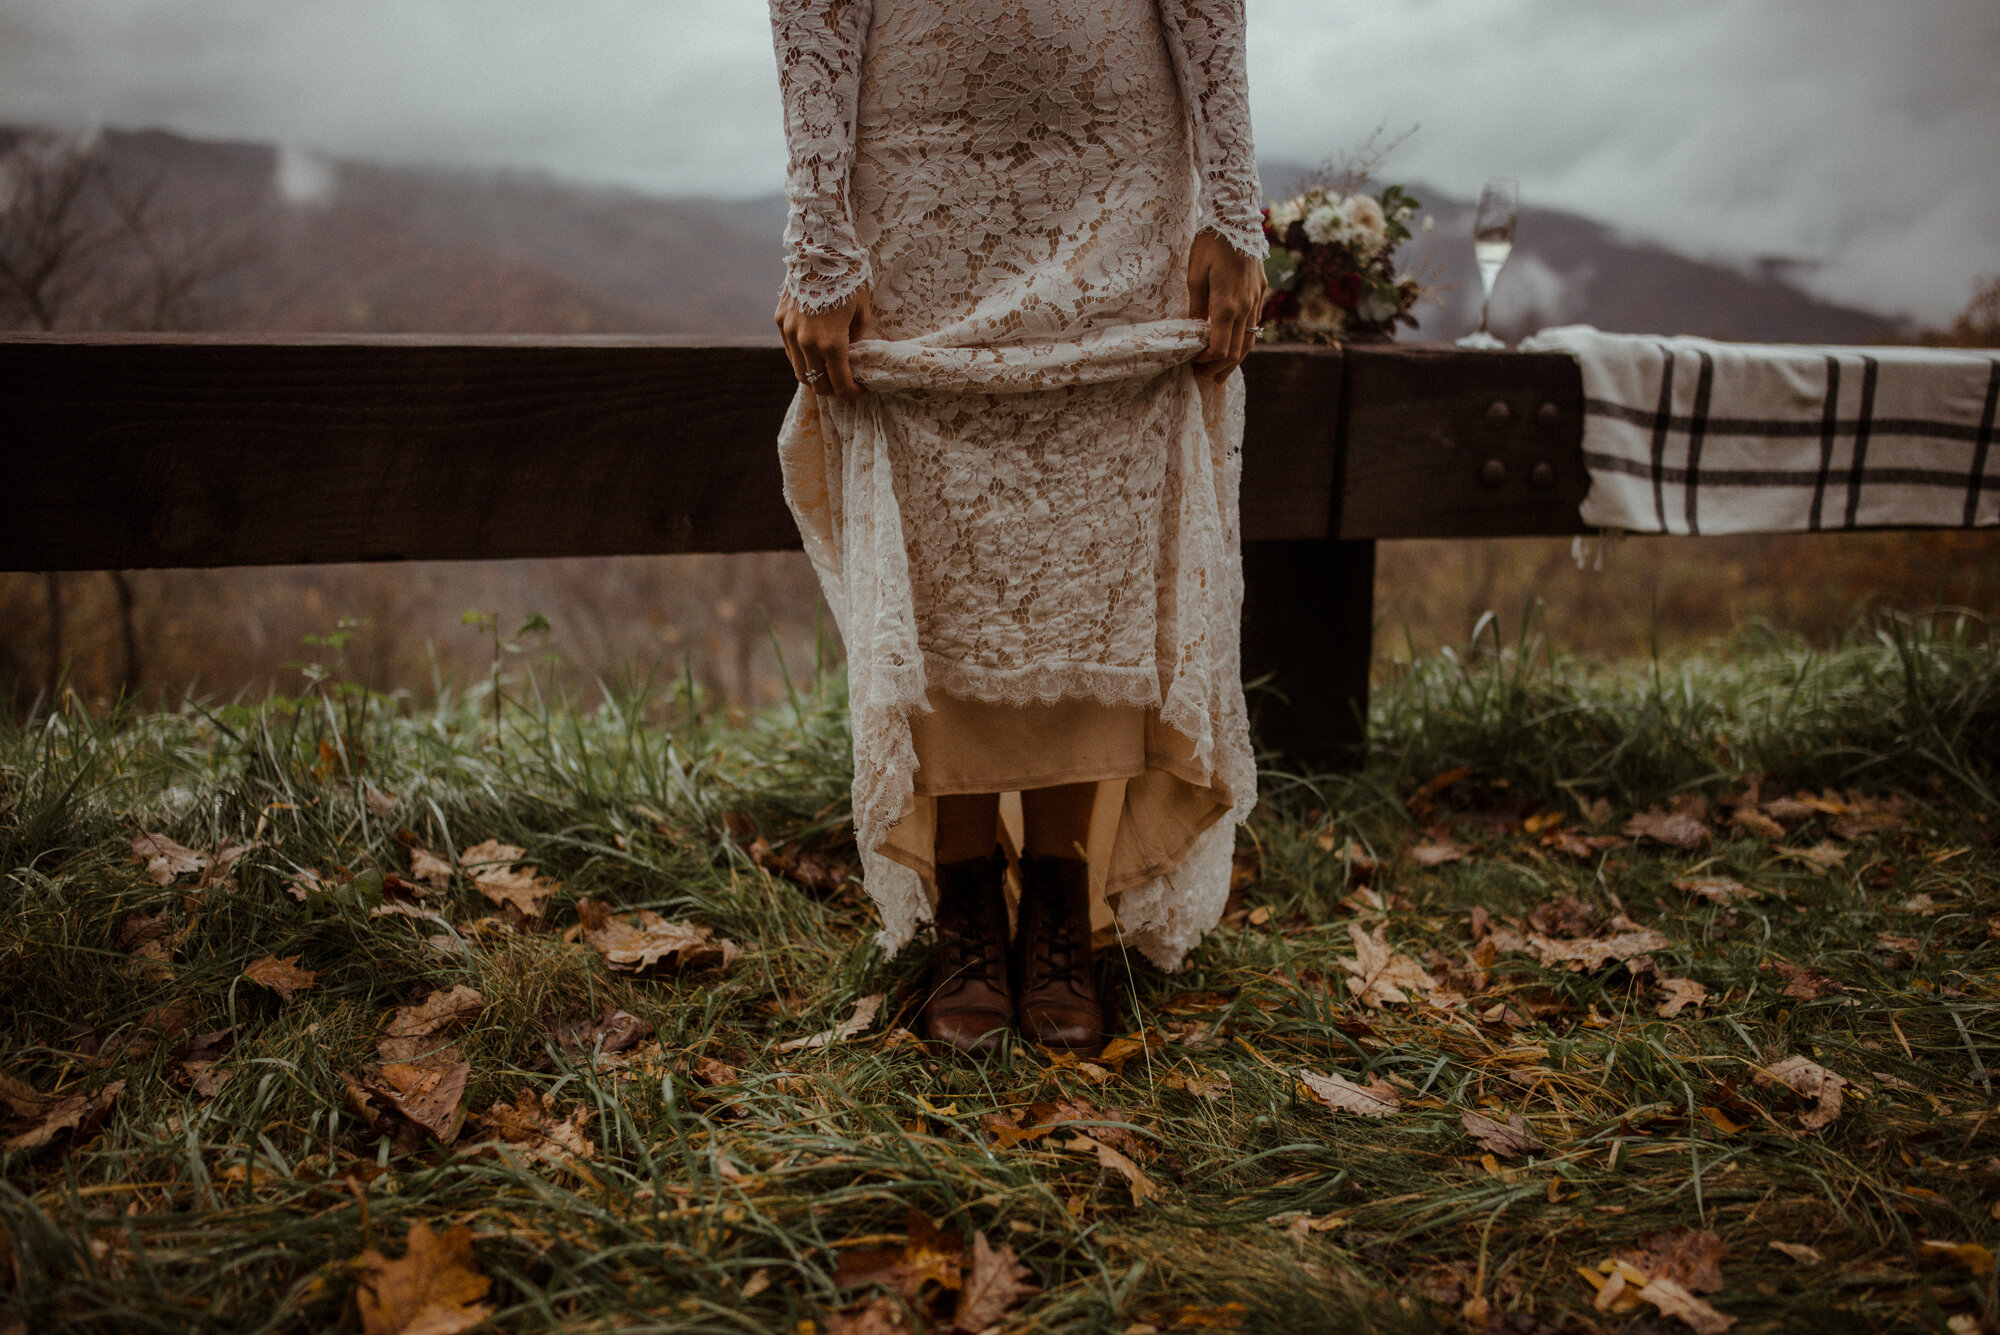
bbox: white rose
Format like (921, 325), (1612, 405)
(1302, 201), (1348, 245)
(1268, 196), (1304, 231)
(1343, 194), (1388, 249)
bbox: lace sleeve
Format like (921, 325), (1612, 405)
(769, 0), (873, 311)
(1156, 0), (1268, 261)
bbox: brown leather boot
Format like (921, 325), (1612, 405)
(1014, 854), (1104, 1055)
(919, 849), (1012, 1056)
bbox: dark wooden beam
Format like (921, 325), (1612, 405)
(1337, 343), (1590, 539)
(2, 335), (1586, 574)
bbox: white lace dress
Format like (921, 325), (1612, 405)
(768, 0), (1268, 968)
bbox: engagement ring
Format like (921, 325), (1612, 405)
(803, 368), (824, 384)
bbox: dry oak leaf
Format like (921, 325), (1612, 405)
(130, 830), (208, 885)
(777, 994), (883, 1053)
(1919, 1239), (1996, 1276)
(1066, 1132), (1161, 1207)
(1461, 1109), (1548, 1158)
(1778, 841), (1848, 873)
(379, 986), (486, 1064)
(1163, 1070), (1231, 1101)
(553, 1006), (651, 1055)
(1768, 1241), (1823, 1266)
(1760, 959), (1844, 1001)
(825, 1296), (910, 1335)
(1634, 1277), (1736, 1334)
(576, 898), (739, 974)
(1728, 807), (1787, 841)
(1622, 807), (1711, 850)
(408, 847), (456, 891)
(1409, 834), (1468, 868)
(242, 954), (319, 1002)
(1339, 922), (1450, 1008)
(833, 1206), (965, 1300)
(1616, 1227), (1727, 1294)
(366, 1055), (472, 1144)
(1542, 829), (1625, 860)
(455, 840), (558, 917)
(952, 1231), (1037, 1334)
(1, 1076), (125, 1153)
(1297, 1067), (1401, 1119)
(1485, 923), (1671, 973)
(352, 1220), (492, 1335)
(475, 1088), (594, 1168)
(1753, 1055), (1849, 1131)
(1674, 876), (1760, 905)
(1656, 977), (1710, 1018)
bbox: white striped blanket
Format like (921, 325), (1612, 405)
(1518, 325), (2000, 534)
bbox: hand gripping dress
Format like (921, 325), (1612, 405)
(768, 0), (1268, 969)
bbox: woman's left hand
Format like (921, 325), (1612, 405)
(1186, 229), (1267, 383)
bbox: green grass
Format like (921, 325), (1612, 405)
(2, 613), (1998, 1333)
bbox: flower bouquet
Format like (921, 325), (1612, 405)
(1258, 182), (1426, 344)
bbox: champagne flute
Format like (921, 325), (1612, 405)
(1456, 179), (1518, 350)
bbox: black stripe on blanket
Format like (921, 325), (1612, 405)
(1685, 350), (1716, 535)
(1583, 400), (1993, 443)
(1842, 357), (1881, 529)
(1648, 344), (1677, 531)
(1584, 452), (2000, 492)
(1809, 355), (1841, 532)
(1969, 360), (2000, 528)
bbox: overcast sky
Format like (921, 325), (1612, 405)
(2, 0), (1994, 324)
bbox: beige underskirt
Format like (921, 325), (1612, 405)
(877, 691), (1232, 947)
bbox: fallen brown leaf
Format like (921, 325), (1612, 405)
(1778, 841), (1848, 872)
(1616, 1227), (1727, 1293)
(1162, 1070), (1231, 1101)
(1541, 829), (1626, 860)
(1636, 1276), (1736, 1333)
(242, 954), (319, 1003)
(952, 1231), (1036, 1333)
(825, 1295), (910, 1335)
(1485, 921), (1671, 973)
(457, 840), (559, 917)
(1728, 807), (1786, 841)
(777, 995), (883, 1052)
(553, 1007), (651, 1055)
(408, 847), (455, 890)
(1460, 1109), (1547, 1158)
(1622, 807), (1711, 850)
(475, 1087), (594, 1171)
(365, 1057), (472, 1144)
(352, 1220), (492, 1335)
(1339, 923), (1451, 1007)
(1297, 1067), (1401, 1119)
(1754, 1055), (1848, 1130)
(0, 1077), (125, 1153)
(1067, 1133), (1160, 1207)
(1409, 834), (1467, 867)
(1656, 977), (1709, 1018)
(130, 830), (207, 885)
(1760, 960), (1844, 1001)
(379, 986), (486, 1064)
(834, 1206), (964, 1300)
(1767, 1241), (1822, 1266)
(577, 898), (739, 974)
(1673, 876), (1759, 905)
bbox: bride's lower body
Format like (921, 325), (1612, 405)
(899, 693), (1232, 1057)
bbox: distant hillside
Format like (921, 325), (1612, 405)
(1257, 160), (1903, 345)
(5, 126), (1902, 344)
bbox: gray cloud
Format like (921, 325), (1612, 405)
(2, 0), (1993, 322)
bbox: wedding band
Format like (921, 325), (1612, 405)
(803, 368), (824, 384)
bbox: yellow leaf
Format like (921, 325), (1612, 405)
(352, 1220), (492, 1335)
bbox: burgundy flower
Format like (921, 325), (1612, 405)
(1263, 290), (1298, 321)
(1324, 272), (1362, 309)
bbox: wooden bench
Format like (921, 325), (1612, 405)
(0, 334), (1589, 765)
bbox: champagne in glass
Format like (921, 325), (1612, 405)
(1457, 179), (1519, 350)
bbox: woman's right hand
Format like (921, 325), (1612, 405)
(775, 284), (877, 398)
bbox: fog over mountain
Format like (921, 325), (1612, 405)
(0, 0), (1993, 324)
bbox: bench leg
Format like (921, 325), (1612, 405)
(1240, 538), (1376, 771)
